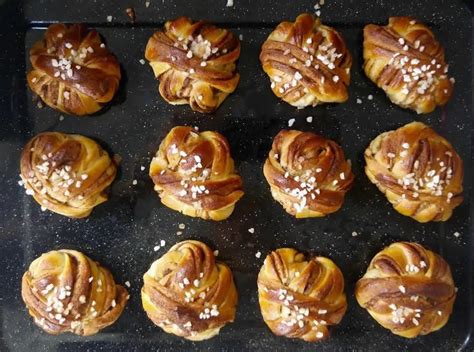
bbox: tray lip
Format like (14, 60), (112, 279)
(0, 0), (473, 351)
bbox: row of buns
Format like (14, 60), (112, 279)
(22, 240), (456, 340)
(19, 121), (464, 223)
(27, 14), (454, 116)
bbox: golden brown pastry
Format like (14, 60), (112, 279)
(365, 121), (463, 223)
(27, 23), (121, 116)
(19, 132), (118, 218)
(355, 242), (456, 338)
(21, 249), (128, 336)
(141, 240), (238, 341)
(263, 130), (354, 218)
(145, 17), (240, 113)
(149, 126), (244, 221)
(257, 248), (347, 342)
(363, 17), (454, 114)
(260, 13), (351, 108)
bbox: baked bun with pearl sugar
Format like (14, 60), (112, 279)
(141, 240), (238, 341)
(263, 129), (354, 218)
(364, 121), (463, 222)
(260, 13), (351, 108)
(355, 242), (456, 338)
(149, 126), (244, 221)
(145, 17), (240, 113)
(21, 249), (128, 336)
(257, 248), (347, 342)
(27, 23), (121, 116)
(19, 132), (118, 218)
(363, 17), (454, 114)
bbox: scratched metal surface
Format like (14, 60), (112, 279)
(0, 0), (472, 351)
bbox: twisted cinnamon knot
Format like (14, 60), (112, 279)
(21, 250), (128, 336)
(257, 248), (347, 342)
(27, 23), (121, 116)
(141, 240), (238, 341)
(20, 132), (117, 218)
(365, 122), (463, 222)
(149, 126), (244, 221)
(263, 130), (353, 218)
(260, 13), (351, 108)
(363, 17), (453, 114)
(145, 17), (240, 113)
(355, 242), (456, 338)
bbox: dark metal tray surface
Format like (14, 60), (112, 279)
(0, 0), (472, 351)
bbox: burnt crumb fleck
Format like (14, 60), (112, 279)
(126, 7), (136, 23)
(113, 154), (122, 165)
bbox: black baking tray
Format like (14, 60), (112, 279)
(0, 0), (472, 351)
